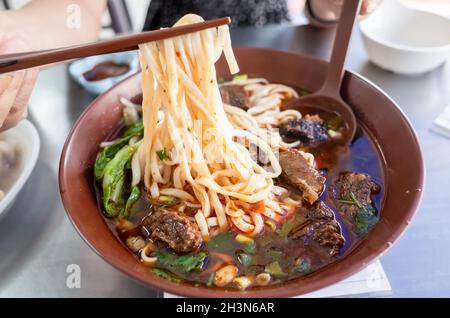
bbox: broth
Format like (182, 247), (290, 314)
(96, 116), (384, 288)
(93, 69), (385, 290)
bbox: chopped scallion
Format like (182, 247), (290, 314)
(232, 74), (248, 81)
(242, 242), (256, 254)
(235, 234), (254, 244)
(264, 261), (286, 277)
(158, 195), (176, 203)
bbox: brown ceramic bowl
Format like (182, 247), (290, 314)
(59, 48), (424, 298)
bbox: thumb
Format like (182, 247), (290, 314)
(0, 36), (38, 131)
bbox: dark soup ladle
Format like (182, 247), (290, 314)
(284, 0), (361, 145)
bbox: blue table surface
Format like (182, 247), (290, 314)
(0, 24), (449, 297)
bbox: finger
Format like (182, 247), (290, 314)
(0, 74), (14, 97)
(0, 70), (25, 128)
(0, 106), (27, 132)
(0, 68), (38, 131)
(7, 68), (38, 116)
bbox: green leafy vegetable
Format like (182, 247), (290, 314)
(277, 220), (296, 238)
(156, 148), (168, 160)
(94, 120), (143, 181)
(206, 233), (231, 250)
(294, 258), (311, 274)
(264, 261), (286, 277)
(149, 268), (183, 284)
(206, 273), (215, 287)
(123, 120), (144, 137)
(153, 250), (208, 273)
(122, 185), (140, 219)
(277, 215), (305, 238)
(102, 143), (138, 217)
(355, 205), (378, 235)
(94, 137), (130, 180)
(242, 242), (256, 254)
(338, 191), (378, 235)
(238, 253), (255, 268)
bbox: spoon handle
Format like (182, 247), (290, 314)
(320, 0), (361, 96)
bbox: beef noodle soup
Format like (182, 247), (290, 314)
(93, 14), (384, 290)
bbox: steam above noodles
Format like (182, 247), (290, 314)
(134, 14), (287, 239)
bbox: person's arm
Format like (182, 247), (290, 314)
(0, 0), (107, 50)
(0, 0), (106, 132)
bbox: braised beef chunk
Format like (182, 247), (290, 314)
(142, 209), (202, 253)
(280, 115), (329, 145)
(313, 222), (344, 256)
(336, 172), (380, 214)
(291, 202), (345, 256)
(306, 201), (334, 220)
(335, 172), (381, 235)
(219, 84), (250, 110)
(279, 149), (325, 204)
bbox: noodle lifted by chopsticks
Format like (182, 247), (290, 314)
(134, 14), (285, 239)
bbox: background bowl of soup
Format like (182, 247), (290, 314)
(0, 120), (40, 220)
(59, 48), (424, 297)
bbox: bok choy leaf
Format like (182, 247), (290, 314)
(102, 143), (138, 217)
(94, 120), (143, 180)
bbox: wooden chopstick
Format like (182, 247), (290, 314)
(0, 17), (231, 74)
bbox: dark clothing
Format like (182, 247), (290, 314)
(143, 0), (290, 30)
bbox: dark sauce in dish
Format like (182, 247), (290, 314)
(83, 61), (130, 81)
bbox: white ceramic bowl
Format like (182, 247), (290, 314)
(0, 120), (40, 220)
(69, 52), (139, 95)
(360, 0), (450, 74)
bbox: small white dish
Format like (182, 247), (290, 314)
(69, 52), (139, 95)
(360, 0), (450, 74)
(0, 120), (40, 220)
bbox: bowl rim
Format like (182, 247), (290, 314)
(59, 47), (425, 298)
(0, 120), (41, 216)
